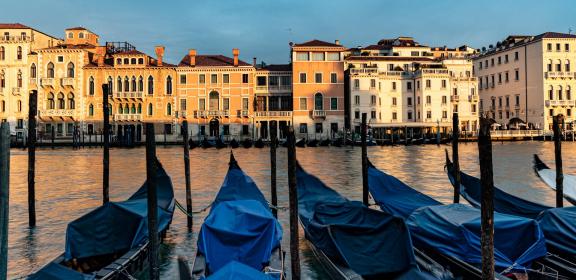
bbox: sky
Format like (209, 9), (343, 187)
(2, 0), (575, 65)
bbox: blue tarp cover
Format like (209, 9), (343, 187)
(369, 165), (548, 271)
(28, 263), (95, 280)
(206, 261), (276, 280)
(64, 160), (175, 260)
(197, 160), (282, 274)
(447, 162), (576, 257)
(297, 166), (434, 278)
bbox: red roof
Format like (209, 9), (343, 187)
(42, 43), (97, 50)
(179, 54), (251, 67)
(293, 39), (343, 47)
(114, 50), (146, 56)
(346, 56), (434, 62)
(535, 32), (576, 39)
(66, 27), (88, 31)
(0, 23), (31, 29)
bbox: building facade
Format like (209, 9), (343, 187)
(254, 64), (293, 139)
(474, 33), (576, 130)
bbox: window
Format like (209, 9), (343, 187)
(441, 80), (446, 88)
(442, 96), (447, 104)
(16, 71), (22, 88)
(211, 74), (217, 84)
(556, 43), (561, 52)
(514, 51), (519, 60)
(566, 60), (571, 72)
(353, 79), (359, 89)
(567, 86), (572, 100)
(223, 98), (229, 110)
(68, 93), (75, 109)
(137, 103), (142, 114)
(148, 76), (154, 94)
(497, 56), (501, 64)
(565, 43), (570, 52)
(223, 74), (230, 83)
(300, 73), (307, 83)
(117, 76), (122, 92)
(549, 109), (554, 116)
(354, 111), (360, 119)
(505, 54), (509, 63)
(242, 98), (249, 110)
(354, 95), (360, 105)
(371, 111), (376, 119)
(16, 46), (22, 60)
(0, 47), (4, 60)
(57, 93), (65, 109)
(371, 95), (377, 105)
(425, 79), (431, 88)
(370, 79), (376, 89)
(89, 77), (94, 95)
(315, 73), (322, 83)
(166, 76), (172, 95)
(515, 95), (520, 105)
(242, 74), (249, 83)
(124, 76), (129, 92)
(138, 76), (143, 92)
(116, 58), (122, 65)
(506, 96), (510, 106)
(407, 97), (412, 106)
(124, 58), (129, 64)
(547, 43), (552, 52)
(180, 74), (187, 84)
(327, 52), (340, 61)
(411, 51), (419, 56)
(330, 73), (337, 83)
(514, 70), (519, 81)
(505, 72), (509, 82)
(313, 93), (324, 110)
(89, 104), (94, 116)
(167, 103), (172, 116)
(47, 62), (54, 78)
(131, 58), (136, 64)
(296, 52), (309, 61)
(299, 123), (308, 133)
(330, 97), (338, 110)
(417, 81), (420, 89)
(312, 52), (325, 61)
(392, 81), (397, 90)
(68, 32), (73, 39)
(568, 109), (572, 117)
(426, 111), (432, 119)
(549, 86), (554, 100)
(147, 103), (153, 115)
(426, 96), (431, 104)
(315, 123), (323, 133)
(558, 86), (563, 100)
(0, 101), (4, 112)
(498, 73), (502, 84)
(472, 104), (477, 113)
(407, 111), (412, 120)
(299, 97), (307, 110)
(131, 76), (136, 92)
(199, 74), (205, 84)
(47, 93), (55, 109)
(392, 97), (397, 106)
(407, 82), (412, 90)
(199, 98), (205, 110)
(491, 58), (494, 66)
(180, 99), (187, 111)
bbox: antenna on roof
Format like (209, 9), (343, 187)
(569, 27), (573, 35)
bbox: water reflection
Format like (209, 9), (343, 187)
(7, 142), (574, 279)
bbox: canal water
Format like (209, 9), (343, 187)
(6, 142), (574, 279)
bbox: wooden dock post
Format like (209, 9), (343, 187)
(452, 112), (461, 203)
(146, 123), (160, 280)
(270, 126), (278, 218)
(28, 91), (38, 227)
(182, 121), (193, 232)
(478, 117), (495, 280)
(102, 84), (110, 204)
(0, 122), (10, 280)
(361, 113), (369, 206)
(51, 126), (55, 148)
(553, 115), (564, 207)
(287, 127), (301, 280)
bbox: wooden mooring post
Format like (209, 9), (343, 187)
(478, 117), (495, 280)
(51, 126), (55, 148)
(287, 127), (301, 280)
(102, 84), (110, 204)
(270, 126), (278, 218)
(0, 122), (10, 280)
(553, 115), (564, 207)
(452, 113), (461, 203)
(182, 121), (193, 232)
(361, 113), (369, 206)
(146, 123), (160, 280)
(28, 91), (38, 227)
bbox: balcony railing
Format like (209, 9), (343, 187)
(237, 110), (249, 117)
(40, 109), (75, 116)
(453, 76), (478, 82)
(469, 95), (479, 102)
(12, 87), (21, 96)
(29, 78), (37, 85)
(545, 100), (576, 107)
(194, 110), (207, 118)
(312, 110), (326, 118)
(255, 85), (292, 93)
(113, 114), (142, 121)
(416, 69), (449, 75)
(40, 78), (55, 87)
(451, 95), (459, 102)
(114, 92), (143, 98)
(207, 110), (230, 117)
(61, 78), (75, 87)
(545, 72), (576, 79)
(0, 35), (30, 42)
(254, 111), (292, 117)
(350, 68), (378, 74)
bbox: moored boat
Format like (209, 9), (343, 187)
(307, 139), (318, 147)
(215, 138), (227, 149)
(254, 138), (265, 148)
(295, 138), (306, 148)
(319, 139), (330, 146)
(229, 139), (240, 149)
(533, 155), (576, 205)
(242, 138), (253, 148)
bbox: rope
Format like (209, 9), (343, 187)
(268, 203), (288, 211)
(174, 199), (212, 217)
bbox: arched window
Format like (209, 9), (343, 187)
(547, 59), (553, 72)
(89, 77), (95, 95)
(123, 58), (129, 64)
(314, 92), (323, 110)
(17, 100), (22, 112)
(124, 76), (129, 92)
(89, 104), (94, 116)
(137, 103), (142, 114)
(556, 59), (562, 72)
(17, 71), (22, 88)
(567, 86), (572, 100)
(67, 62), (75, 78)
(108, 76), (113, 93)
(558, 86), (563, 100)
(118, 104), (123, 114)
(68, 93), (75, 109)
(117, 76), (122, 92)
(1, 100), (5, 112)
(47, 93), (55, 109)
(0, 71), (4, 88)
(57, 93), (65, 109)
(131, 58), (136, 64)
(147, 103), (153, 115)
(16, 46), (22, 60)
(148, 76), (154, 95)
(131, 76), (136, 92)
(30, 64), (37, 78)
(123, 104), (129, 114)
(0, 46), (4, 60)
(209, 91), (219, 110)
(47, 62), (55, 78)
(131, 104), (136, 114)
(566, 59), (571, 72)
(138, 76), (143, 92)
(167, 103), (172, 115)
(549, 85), (554, 100)
(166, 76), (172, 95)
(116, 58), (122, 65)
(138, 58), (144, 64)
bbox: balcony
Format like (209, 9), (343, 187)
(207, 110), (230, 117)
(451, 95), (459, 102)
(61, 78), (74, 87)
(113, 114), (142, 121)
(237, 110), (249, 118)
(416, 69), (449, 76)
(194, 110), (207, 118)
(255, 85), (292, 93)
(469, 95), (479, 102)
(0, 35), (30, 42)
(40, 109), (75, 116)
(12, 87), (21, 96)
(453, 76), (478, 82)
(545, 72), (576, 79)
(40, 78), (55, 87)
(312, 110), (326, 118)
(350, 68), (378, 75)
(545, 100), (576, 107)
(29, 78), (37, 85)
(114, 92), (143, 99)
(254, 111), (292, 118)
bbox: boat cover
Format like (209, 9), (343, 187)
(206, 261), (276, 280)
(369, 164), (548, 271)
(64, 159), (175, 260)
(447, 159), (576, 257)
(533, 155), (576, 205)
(197, 157), (282, 274)
(297, 165), (433, 278)
(28, 263), (95, 280)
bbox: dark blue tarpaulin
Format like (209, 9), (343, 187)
(28, 263), (95, 280)
(197, 159), (282, 274)
(369, 164), (548, 271)
(64, 160), (175, 260)
(446, 160), (576, 257)
(206, 261), (276, 280)
(297, 165), (434, 278)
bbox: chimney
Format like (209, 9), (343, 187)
(335, 39), (340, 45)
(155, 46), (165, 66)
(188, 49), (196, 66)
(96, 46), (106, 67)
(253, 57), (257, 67)
(233, 48), (239, 67)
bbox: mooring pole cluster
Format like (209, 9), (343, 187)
(452, 112), (461, 204)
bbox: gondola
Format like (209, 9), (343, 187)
(295, 138), (306, 148)
(296, 164), (444, 280)
(446, 154), (576, 277)
(411, 138), (424, 145)
(319, 139), (331, 147)
(189, 139), (198, 149)
(254, 138), (265, 148)
(533, 155), (576, 205)
(307, 139), (318, 147)
(192, 153), (284, 279)
(202, 138), (214, 148)
(229, 139), (240, 149)
(367, 161), (556, 280)
(354, 139), (377, 146)
(242, 138), (253, 148)
(331, 138), (343, 147)
(29, 158), (175, 279)
(215, 138), (227, 149)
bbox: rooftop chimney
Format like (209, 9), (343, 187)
(335, 39), (340, 45)
(96, 46), (106, 67)
(233, 48), (239, 67)
(188, 49), (197, 67)
(253, 57), (257, 67)
(155, 46), (165, 66)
